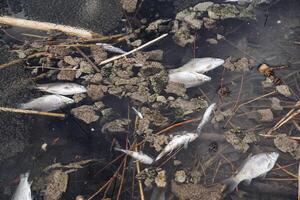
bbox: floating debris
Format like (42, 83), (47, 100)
(36, 83), (87, 96)
(276, 85), (292, 97)
(225, 128), (257, 152)
(258, 64), (282, 85)
(155, 170), (167, 188)
(224, 152), (279, 193)
(19, 95), (74, 112)
(11, 172), (32, 200)
(174, 170), (187, 183)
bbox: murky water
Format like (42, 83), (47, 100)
(0, 0), (300, 199)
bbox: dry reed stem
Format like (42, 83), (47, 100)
(135, 145), (145, 200)
(0, 16), (101, 38)
(276, 163), (298, 179)
(0, 52), (48, 70)
(99, 33), (168, 65)
(0, 107), (65, 118)
(74, 47), (100, 72)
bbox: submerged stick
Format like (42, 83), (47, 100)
(0, 52), (48, 70)
(298, 161), (300, 200)
(135, 145), (145, 200)
(0, 107), (65, 118)
(0, 16), (101, 38)
(100, 33), (168, 65)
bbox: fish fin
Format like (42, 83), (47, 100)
(114, 147), (124, 153)
(184, 142), (188, 149)
(223, 177), (239, 194)
(259, 172), (267, 179)
(243, 178), (252, 186)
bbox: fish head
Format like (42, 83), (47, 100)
(200, 74), (212, 82)
(58, 95), (75, 104)
(267, 152), (279, 162)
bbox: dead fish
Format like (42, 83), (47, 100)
(11, 172), (32, 200)
(114, 147), (154, 165)
(169, 58), (224, 74)
(96, 43), (127, 54)
(197, 103), (216, 133)
(224, 152), (279, 193)
(168, 71), (211, 88)
(36, 83), (87, 95)
(155, 133), (198, 161)
(20, 94), (75, 112)
(132, 107), (143, 119)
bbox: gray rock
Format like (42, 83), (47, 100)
(71, 105), (100, 124)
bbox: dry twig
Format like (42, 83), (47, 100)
(0, 107), (65, 118)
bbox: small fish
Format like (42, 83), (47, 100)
(155, 133), (198, 161)
(36, 83), (87, 95)
(11, 172), (32, 200)
(168, 71), (211, 88)
(20, 94), (75, 111)
(132, 107), (143, 119)
(96, 43), (127, 54)
(114, 147), (154, 165)
(224, 152), (279, 193)
(197, 103), (216, 134)
(169, 58), (224, 74)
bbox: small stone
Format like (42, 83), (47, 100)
(206, 38), (218, 44)
(80, 61), (94, 74)
(131, 39), (142, 47)
(90, 46), (107, 64)
(193, 1), (214, 12)
(276, 85), (292, 97)
(175, 170), (187, 183)
(71, 105), (99, 124)
(101, 119), (130, 134)
(87, 84), (104, 101)
(168, 96), (175, 101)
(173, 160), (182, 166)
(75, 195), (85, 200)
(274, 134), (299, 153)
(121, 0), (138, 13)
(57, 69), (76, 81)
(90, 73), (103, 84)
(270, 97), (283, 111)
(73, 93), (86, 103)
(257, 109), (273, 122)
(155, 170), (167, 188)
(93, 101), (105, 110)
(156, 96), (167, 103)
(165, 82), (186, 97)
(64, 56), (78, 66)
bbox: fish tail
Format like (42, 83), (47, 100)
(155, 151), (165, 161)
(223, 177), (239, 194)
(114, 147), (125, 153)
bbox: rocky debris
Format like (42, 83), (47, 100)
(223, 57), (255, 72)
(208, 4), (239, 20)
(155, 170), (167, 188)
(276, 85), (292, 97)
(146, 134), (170, 151)
(73, 93), (86, 103)
(165, 82), (187, 97)
(144, 50), (164, 61)
(87, 84), (105, 100)
(274, 134), (299, 154)
(90, 46), (107, 65)
(172, 20), (196, 47)
(43, 170), (68, 200)
(212, 109), (233, 124)
(170, 97), (208, 117)
(257, 109), (274, 122)
(174, 160), (182, 166)
(193, 1), (214, 12)
(171, 181), (223, 200)
(63, 56), (79, 66)
(141, 107), (169, 127)
(57, 69), (77, 81)
(131, 39), (142, 47)
(225, 128), (257, 153)
(71, 105), (100, 124)
(89, 73), (103, 84)
(101, 119), (130, 134)
(146, 19), (172, 33)
(270, 97), (283, 111)
(261, 77), (274, 88)
(79, 61), (94, 74)
(137, 118), (152, 135)
(175, 170), (187, 183)
(120, 0), (138, 13)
